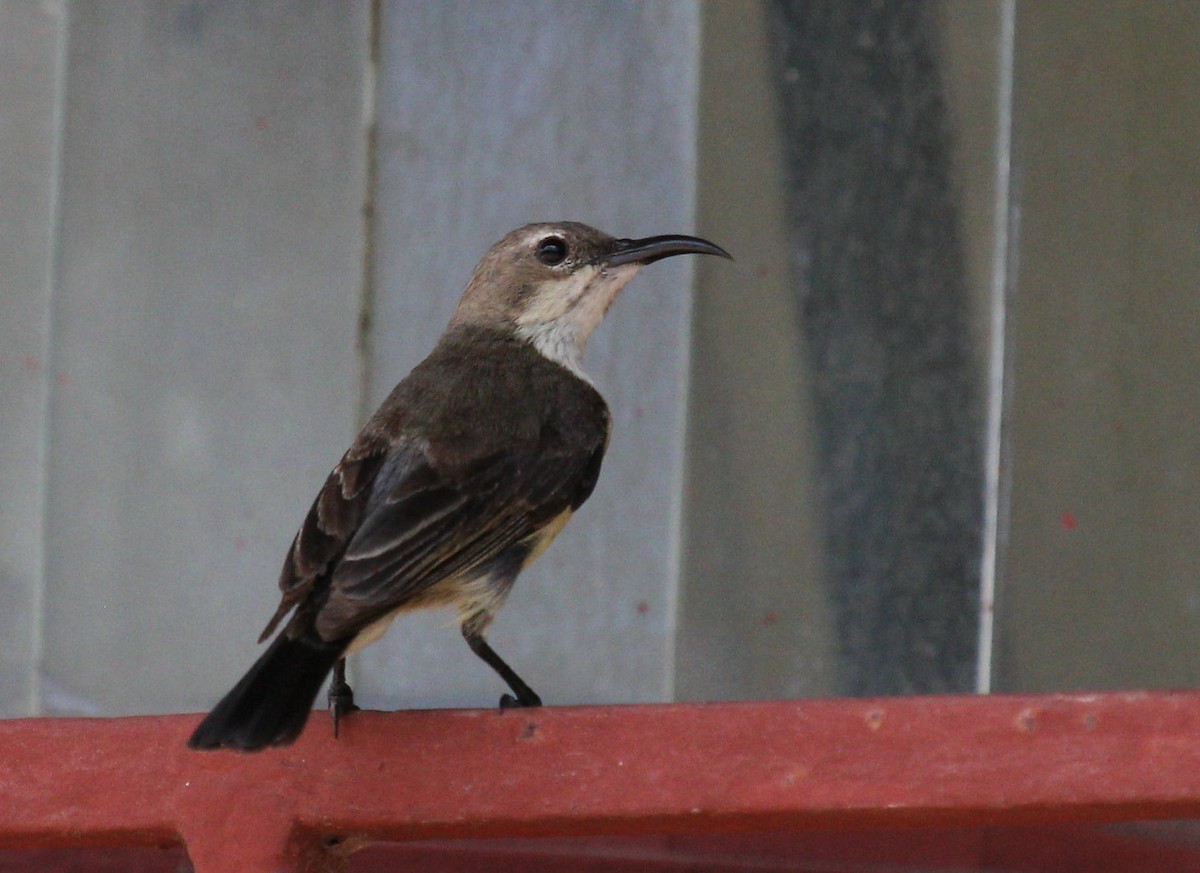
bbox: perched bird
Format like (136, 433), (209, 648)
(188, 221), (730, 751)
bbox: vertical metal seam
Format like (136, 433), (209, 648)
(346, 0), (382, 690)
(975, 0), (1017, 695)
(662, 0), (705, 703)
(30, 0), (73, 715)
(355, 0), (382, 430)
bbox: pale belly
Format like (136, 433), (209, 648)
(344, 507), (575, 656)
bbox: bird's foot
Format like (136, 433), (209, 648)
(499, 690), (542, 709)
(329, 677), (360, 739)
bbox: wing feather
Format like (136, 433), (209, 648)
(258, 444), (389, 642)
(265, 341), (612, 646)
(313, 445), (592, 640)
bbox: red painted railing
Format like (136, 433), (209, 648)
(4, 692), (1200, 871)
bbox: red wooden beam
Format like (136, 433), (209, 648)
(3, 692), (1200, 872)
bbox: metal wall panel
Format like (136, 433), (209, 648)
(355, 0), (704, 708)
(766, 0), (985, 695)
(678, 0), (833, 702)
(0, 1), (66, 716)
(39, 1), (369, 714)
(995, 2), (1200, 691)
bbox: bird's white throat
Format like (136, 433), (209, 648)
(514, 263), (641, 381)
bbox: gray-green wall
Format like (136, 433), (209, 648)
(4, 0), (1199, 718)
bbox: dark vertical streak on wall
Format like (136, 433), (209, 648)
(767, 0), (981, 694)
(356, 0), (383, 429)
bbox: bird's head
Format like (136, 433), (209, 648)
(451, 221), (730, 374)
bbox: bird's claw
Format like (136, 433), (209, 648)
(499, 690), (542, 709)
(329, 681), (360, 739)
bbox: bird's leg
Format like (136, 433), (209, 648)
(463, 628), (542, 709)
(328, 657), (359, 738)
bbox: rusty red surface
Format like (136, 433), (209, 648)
(3, 693), (1200, 871)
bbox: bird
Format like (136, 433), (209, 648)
(187, 221), (730, 751)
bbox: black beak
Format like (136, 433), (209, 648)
(600, 234), (732, 268)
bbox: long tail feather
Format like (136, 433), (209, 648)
(188, 633), (346, 751)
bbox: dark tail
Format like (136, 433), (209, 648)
(188, 632), (346, 752)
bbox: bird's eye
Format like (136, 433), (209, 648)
(535, 236), (568, 266)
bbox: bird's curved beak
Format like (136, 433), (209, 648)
(599, 234), (732, 268)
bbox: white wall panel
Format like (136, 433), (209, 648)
(39, 1), (369, 714)
(0, 1), (66, 716)
(355, 0), (704, 708)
